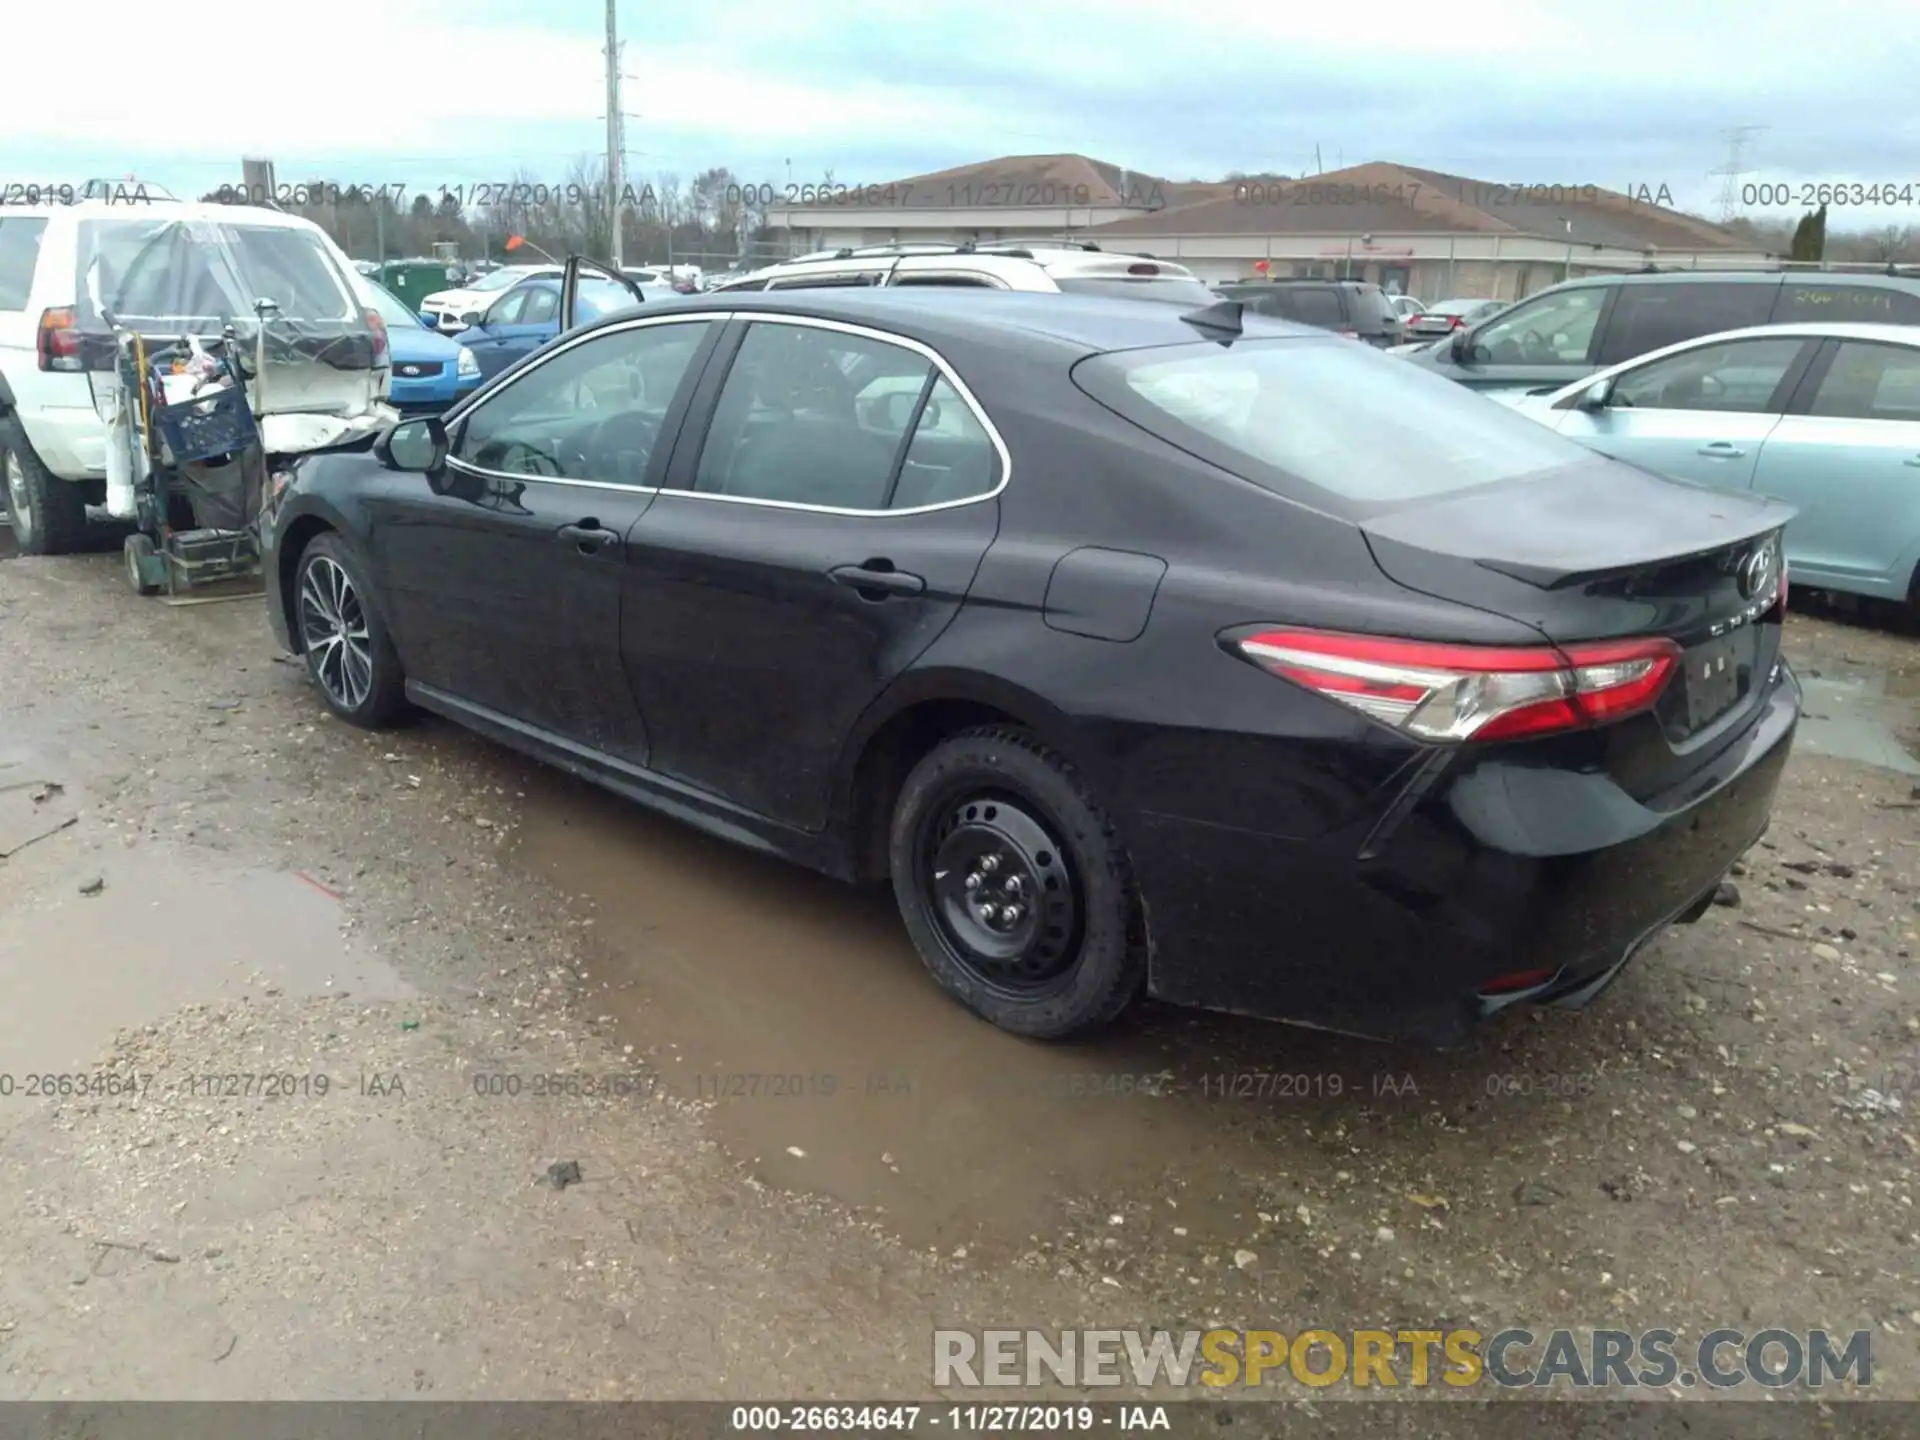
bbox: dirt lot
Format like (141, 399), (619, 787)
(1, 529), (1918, 1424)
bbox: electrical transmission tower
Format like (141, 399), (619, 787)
(1710, 126), (1768, 221)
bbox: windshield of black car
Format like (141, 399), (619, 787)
(1073, 336), (1596, 509)
(1050, 276), (1220, 306)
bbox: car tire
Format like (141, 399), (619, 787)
(889, 725), (1146, 1039)
(2, 422), (90, 556)
(293, 532), (406, 728)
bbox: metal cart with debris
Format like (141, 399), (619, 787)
(110, 309), (274, 596)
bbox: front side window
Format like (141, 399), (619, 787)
(695, 322), (976, 509)
(1806, 341), (1920, 421)
(1609, 336), (1808, 413)
(1471, 286), (1606, 364)
(1594, 283), (1775, 366)
(455, 320), (712, 483)
(485, 289), (529, 327)
(520, 287), (559, 326)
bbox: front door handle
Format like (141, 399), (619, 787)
(558, 521), (621, 556)
(1905, 455), (1920, 468)
(1697, 442), (1745, 458)
(829, 562), (926, 598)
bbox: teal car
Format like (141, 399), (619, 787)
(1515, 322), (1920, 607)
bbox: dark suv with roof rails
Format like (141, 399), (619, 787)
(1404, 266), (1920, 403)
(1213, 278), (1405, 347)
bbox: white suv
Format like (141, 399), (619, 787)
(715, 242), (1218, 303)
(0, 198), (381, 554)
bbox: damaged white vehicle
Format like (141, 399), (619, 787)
(0, 198), (393, 581)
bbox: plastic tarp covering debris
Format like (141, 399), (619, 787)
(76, 215), (383, 425)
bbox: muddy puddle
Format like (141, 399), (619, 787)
(1794, 655), (1920, 775)
(0, 742), (411, 1130)
(506, 770), (1459, 1257)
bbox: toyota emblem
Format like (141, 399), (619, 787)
(1739, 544), (1773, 600)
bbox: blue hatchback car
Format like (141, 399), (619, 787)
(356, 276), (485, 415)
(453, 277), (646, 380)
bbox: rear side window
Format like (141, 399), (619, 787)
(0, 218), (47, 309)
(1285, 288), (1343, 328)
(1074, 336), (1596, 510)
(1771, 282), (1920, 325)
(1805, 341), (1920, 421)
(1595, 282), (1774, 365)
(1348, 289), (1397, 325)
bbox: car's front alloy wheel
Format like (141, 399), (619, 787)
(294, 533), (405, 727)
(890, 726), (1146, 1038)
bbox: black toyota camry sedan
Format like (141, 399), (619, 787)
(260, 286), (1799, 1045)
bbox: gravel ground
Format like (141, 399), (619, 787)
(0, 538), (1917, 1424)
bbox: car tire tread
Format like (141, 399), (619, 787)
(889, 724), (1147, 1039)
(2, 422), (90, 556)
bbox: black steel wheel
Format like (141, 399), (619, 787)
(294, 532), (405, 727)
(923, 793), (1083, 994)
(890, 726), (1146, 1038)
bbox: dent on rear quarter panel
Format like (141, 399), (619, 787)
(1041, 547), (1169, 641)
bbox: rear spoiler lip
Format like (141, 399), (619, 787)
(1468, 512), (1796, 590)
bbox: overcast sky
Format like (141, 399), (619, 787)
(5, 0), (1918, 226)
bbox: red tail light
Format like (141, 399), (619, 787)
(1340, 329), (1361, 340)
(1127, 262), (1161, 276)
(1449, 315), (1468, 328)
(1230, 629), (1682, 743)
(363, 307), (389, 367)
(37, 307), (83, 372)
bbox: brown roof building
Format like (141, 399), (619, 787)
(765, 155), (1774, 303)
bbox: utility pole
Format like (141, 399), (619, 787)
(1710, 125), (1768, 222)
(605, 0), (624, 267)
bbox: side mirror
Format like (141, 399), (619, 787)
(377, 417), (448, 473)
(1449, 325), (1474, 362)
(1577, 378), (1612, 411)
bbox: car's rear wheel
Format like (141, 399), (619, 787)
(889, 726), (1145, 1038)
(2, 423), (89, 556)
(294, 533), (405, 728)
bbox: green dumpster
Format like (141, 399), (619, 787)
(377, 260), (462, 313)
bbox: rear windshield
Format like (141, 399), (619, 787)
(76, 218), (355, 324)
(1051, 276), (1219, 306)
(1073, 336), (1595, 510)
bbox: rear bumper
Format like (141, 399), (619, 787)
(1130, 661), (1801, 1045)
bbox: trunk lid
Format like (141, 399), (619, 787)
(1361, 455), (1793, 750)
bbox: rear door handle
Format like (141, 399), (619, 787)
(1697, 441), (1745, 458)
(558, 521), (621, 556)
(829, 562), (925, 597)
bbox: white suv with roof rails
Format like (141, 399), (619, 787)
(0, 197), (384, 554)
(715, 242), (1219, 303)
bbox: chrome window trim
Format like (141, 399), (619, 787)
(440, 310), (1010, 516)
(665, 313), (1011, 517)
